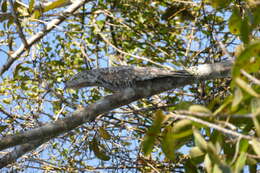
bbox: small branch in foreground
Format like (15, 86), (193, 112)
(169, 112), (253, 140)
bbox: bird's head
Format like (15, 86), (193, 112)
(65, 70), (98, 89)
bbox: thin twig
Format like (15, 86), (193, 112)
(94, 10), (173, 70)
(98, 31), (172, 69)
(0, 0), (88, 75)
(8, 0), (29, 48)
(169, 112), (254, 140)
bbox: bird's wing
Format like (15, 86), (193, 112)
(132, 66), (193, 81)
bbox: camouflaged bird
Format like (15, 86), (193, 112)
(65, 66), (192, 92)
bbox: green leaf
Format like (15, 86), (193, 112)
(0, 125), (8, 132)
(204, 154), (213, 173)
(171, 119), (193, 138)
(252, 6), (260, 27)
(231, 87), (243, 111)
(210, 0), (231, 9)
(142, 135), (155, 156)
(233, 41), (260, 77)
(1, 1), (7, 12)
(240, 17), (250, 44)
(234, 152), (247, 173)
(161, 120), (193, 153)
(96, 20), (105, 29)
(43, 0), (69, 12)
(251, 139), (260, 156)
(229, 8), (242, 35)
(173, 101), (193, 110)
(207, 147), (231, 173)
(249, 164), (257, 173)
(194, 129), (208, 152)
(251, 98), (260, 136)
(189, 105), (212, 114)
(90, 138), (110, 161)
(190, 147), (205, 158)
(189, 147), (205, 164)
(206, 143), (222, 165)
(235, 78), (260, 98)
(2, 98), (11, 104)
(213, 164), (232, 173)
(31, 9), (41, 19)
(153, 110), (167, 126)
(239, 139), (249, 153)
(161, 120), (193, 161)
(184, 159), (198, 173)
(29, 0), (35, 13)
(13, 63), (23, 79)
(213, 96), (232, 115)
(251, 98), (260, 116)
(161, 126), (176, 161)
(142, 110), (166, 156)
(99, 127), (111, 140)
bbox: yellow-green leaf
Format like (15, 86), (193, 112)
(213, 96), (232, 115)
(1, 1), (7, 12)
(240, 18), (250, 44)
(2, 98), (11, 104)
(231, 87), (243, 111)
(0, 125), (8, 132)
(251, 139), (260, 156)
(234, 152), (247, 173)
(233, 41), (260, 77)
(153, 110), (167, 126)
(228, 7), (242, 35)
(142, 110), (166, 156)
(204, 154), (213, 173)
(90, 138), (110, 161)
(194, 129), (208, 152)
(189, 105), (212, 114)
(184, 159), (198, 173)
(29, 0), (35, 13)
(161, 120), (193, 161)
(190, 146), (205, 158)
(161, 126), (177, 161)
(251, 98), (260, 116)
(210, 0), (231, 9)
(253, 118), (260, 137)
(206, 142), (221, 164)
(171, 119), (193, 138)
(99, 127), (111, 140)
(235, 78), (260, 98)
(31, 9), (41, 19)
(43, 0), (69, 12)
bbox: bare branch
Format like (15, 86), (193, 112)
(0, 139), (48, 169)
(0, 0), (88, 75)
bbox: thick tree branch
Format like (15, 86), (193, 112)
(0, 139), (47, 169)
(0, 0), (88, 75)
(0, 61), (233, 152)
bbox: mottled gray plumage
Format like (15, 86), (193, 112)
(65, 66), (192, 91)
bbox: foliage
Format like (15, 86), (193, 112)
(0, 0), (259, 172)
